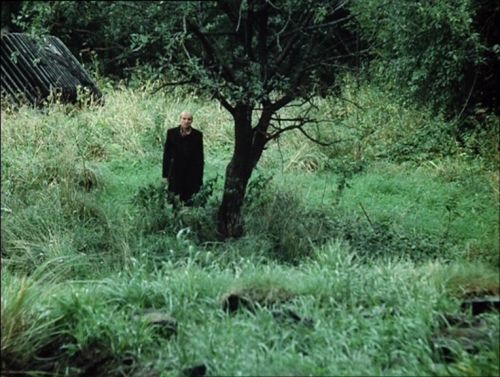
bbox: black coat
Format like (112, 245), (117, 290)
(162, 126), (204, 202)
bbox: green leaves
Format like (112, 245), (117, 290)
(14, 1), (358, 108)
(350, 0), (485, 113)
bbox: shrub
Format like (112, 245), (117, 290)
(131, 175), (220, 242)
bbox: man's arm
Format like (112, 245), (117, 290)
(193, 131), (204, 189)
(163, 129), (174, 180)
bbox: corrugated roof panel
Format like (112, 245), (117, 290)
(1, 33), (103, 106)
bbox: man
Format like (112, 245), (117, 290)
(163, 111), (204, 204)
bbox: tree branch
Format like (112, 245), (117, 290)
(150, 80), (194, 95)
(257, 2), (270, 83)
(301, 14), (354, 34)
(214, 92), (235, 116)
(297, 126), (340, 146)
(269, 95), (294, 112)
(186, 21), (236, 83)
(268, 120), (340, 147)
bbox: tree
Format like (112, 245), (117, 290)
(14, 0), (361, 239)
(350, 0), (498, 116)
(12, 1), (152, 78)
(165, 0), (360, 238)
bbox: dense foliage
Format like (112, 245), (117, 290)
(351, 0), (499, 115)
(6, 0), (498, 117)
(10, 1), (358, 90)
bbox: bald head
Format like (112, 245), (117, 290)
(179, 111), (193, 130)
(180, 111), (193, 119)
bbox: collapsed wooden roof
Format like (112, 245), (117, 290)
(1, 33), (103, 106)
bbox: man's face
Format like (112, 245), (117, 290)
(180, 113), (193, 129)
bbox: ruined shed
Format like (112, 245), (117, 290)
(1, 33), (102, 106)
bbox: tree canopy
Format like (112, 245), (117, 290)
(351, 0), (499, 115)
(10, 0), (497, 115)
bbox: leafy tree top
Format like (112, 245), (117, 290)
(16, 1), (361, 112)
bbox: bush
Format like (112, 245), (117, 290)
(351, 0), (485, 114)
(245, 188), (333, 263)
(131, 175), (220, 242)
(317, 78), (459, 164)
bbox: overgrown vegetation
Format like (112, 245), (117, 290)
(1, 81), (498, 375)
(1, 1), (499, 375)
(8, 0), (498, 239)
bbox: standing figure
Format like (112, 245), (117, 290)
(163, 111), (204, 204)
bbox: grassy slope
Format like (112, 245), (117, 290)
(1, 84), (499, 376)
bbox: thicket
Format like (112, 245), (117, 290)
(351, 0), (499, 116)
(6, 0), (498, 117)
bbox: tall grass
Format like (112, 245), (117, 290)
(1, 272), (66, 373)
(1, 81), (498, 376)
(1, 244), (498, 376)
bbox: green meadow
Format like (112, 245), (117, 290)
(1, 82), (499, 376)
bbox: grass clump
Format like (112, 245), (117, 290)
(432, 262), (500, 298)
(1, 273), (60, 373)
(1, 268), (165, 376)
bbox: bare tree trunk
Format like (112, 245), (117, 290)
(216, 104), (275, 239)
(217, 104), (255, 239)
(217, 158), (252, 238)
